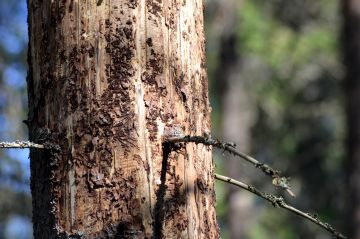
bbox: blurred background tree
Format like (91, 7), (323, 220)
(206, 1), (258, 238)
(0, 0), (349, 238)
(205, 0), (346, 238)
(343, 0), (360, 238)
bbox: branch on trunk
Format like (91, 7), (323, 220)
(166, 135), (295, 196)
(0, 140), (59, 151)
(166, 135), (279, 175)
(215, 174), (347, 239)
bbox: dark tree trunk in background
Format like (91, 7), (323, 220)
(343, 1), (360, 238)
(213, 1), (255, 238)
(27, 1), (218, 238)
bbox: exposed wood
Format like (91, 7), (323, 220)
(27, 0), (218, 238)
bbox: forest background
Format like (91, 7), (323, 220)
(0, 0), (347, 238)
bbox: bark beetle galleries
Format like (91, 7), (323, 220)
(27, 1), (218, 238)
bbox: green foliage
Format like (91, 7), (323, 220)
(238, 0), (338, 68)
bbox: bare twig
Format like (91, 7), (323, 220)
(0, 140), (46, 149)
(166, 135), (295, 195)
(167, 135), (279, 176)
(215, 174), (347, 239)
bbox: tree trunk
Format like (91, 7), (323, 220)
(27, 1), (218, 238)
(211, 1), (256, 238)
(343, 1), (360, 238)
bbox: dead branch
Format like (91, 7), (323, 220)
(0, 141), (45, 149)
(167, 135), (279, 176)
(166, 135), (295, 196)
(215, 173), (346, 239)
(0, 140), (60, 151)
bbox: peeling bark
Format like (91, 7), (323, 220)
(27, 0), (218, 238)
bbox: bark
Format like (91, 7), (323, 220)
(343, 1), (360, 238)
(27, 1), (218, 238)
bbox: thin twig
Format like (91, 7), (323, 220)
(166, 135), (295, 196)
(0, 140), (45, 149)
(167, 135), (279, 176)
(215, 173), (347, 239)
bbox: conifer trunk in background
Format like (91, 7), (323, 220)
(213, 1), (255, 238)
(27, 1), (218, 238)
(343, 1), (360, 238)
